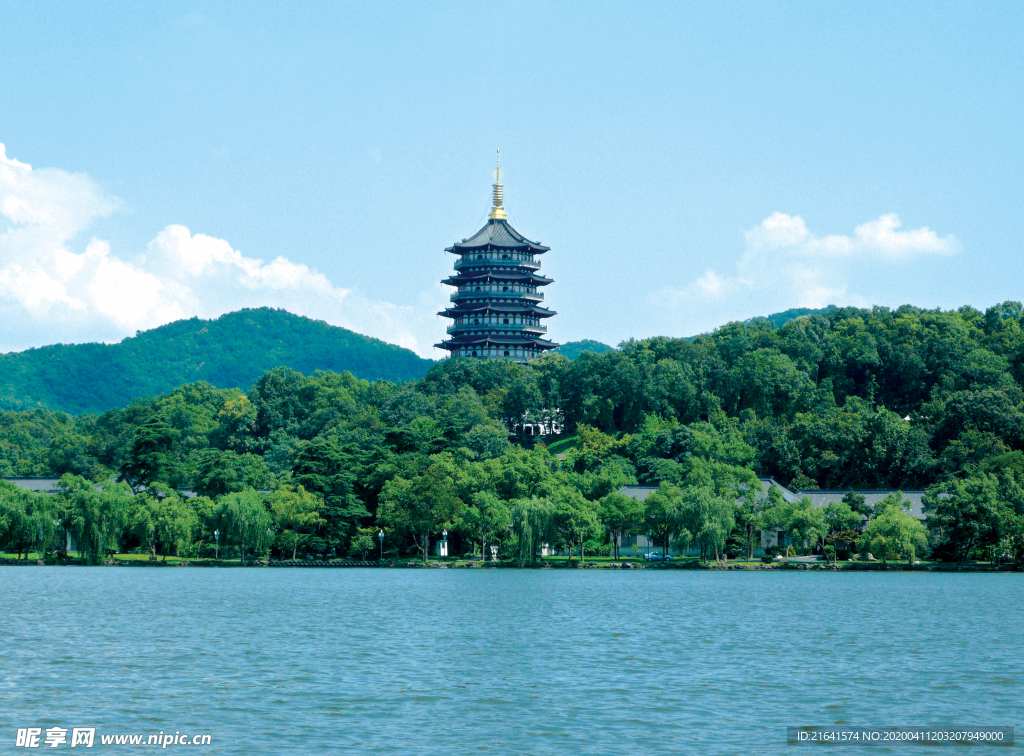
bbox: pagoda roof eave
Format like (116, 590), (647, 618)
(443, 301), (554, 311)
(444, 270), (552, 281)
(438, 314), (556, 321)
(438, 304), (556, 317)
(440, 335), (560, 347)
(442, 274), (553, 287)
(445, 219), (550, 253)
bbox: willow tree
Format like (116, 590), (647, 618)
(0, 483), (46, 560)
(510, 497), (553, 567)
(214, 488), (273, 564)
(57, 474), (132, 564)
(681, 486), (736, 563)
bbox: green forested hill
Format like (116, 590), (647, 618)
(553, 309), (836, 359)
(753, 305), (837, 329)
(4, 302), (1024, 567)
(0, 308), (435, 414)
(552, 340), (615, 359)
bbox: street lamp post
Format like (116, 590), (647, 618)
(378, 529), (384, 562)
(214, 529), (220, 561)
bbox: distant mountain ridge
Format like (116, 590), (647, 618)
(0, 308), (435, 414)
(751, 305), (837, 330)
(0, 305), (841, 414)
(552, 340), (615, 359)
(553, 308), (837, 359)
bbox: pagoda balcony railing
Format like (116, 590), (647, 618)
(447, 323), (547, 334)
(450, 290), (543, 302)
(454, 257), (540, 270)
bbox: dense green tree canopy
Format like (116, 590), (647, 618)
(5, 302), (1024, 565)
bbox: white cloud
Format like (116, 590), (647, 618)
(0, 143), (437, 357)
(744, 211), (811, 250)
(852, 213), (955, 257)
(695, 269), (738, 297)
(654, 211), (958, 333)
(744, 211), (956, 260)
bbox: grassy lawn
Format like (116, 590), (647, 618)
(112, 553), (204, 564)
(1, 551), (42, 560)
(543, 435), (578, 455)
(0, 551), (245, 565)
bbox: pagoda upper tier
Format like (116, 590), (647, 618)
(435, 156), (558, 363)
(446, 217), (550, 254)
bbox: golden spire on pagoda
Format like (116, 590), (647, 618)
(489, 148), (507, 220)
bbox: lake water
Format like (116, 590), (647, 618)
(1, 568), (1021, 755)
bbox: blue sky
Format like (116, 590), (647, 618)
(1, 1), (1021, 358)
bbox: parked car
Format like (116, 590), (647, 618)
(643, 552), (670, 561)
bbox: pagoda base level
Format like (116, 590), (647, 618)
(435, 343), (558, 362)
(442, 354), (533, 364)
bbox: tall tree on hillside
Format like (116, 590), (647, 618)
(46, 431), (104, 479)
(119, 415), (179, 492)
(194, 449), (275, 498)
(293, 438), (370, 553)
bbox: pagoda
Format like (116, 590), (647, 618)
(436, 153), (558, 362)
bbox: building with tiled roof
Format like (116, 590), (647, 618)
(435, 153), (558, 362)
(613, 480), (928, 557)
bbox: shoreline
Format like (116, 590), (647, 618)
(1, 557), (1018, 572)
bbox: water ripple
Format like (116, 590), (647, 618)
(0, 569), (1020, 755)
